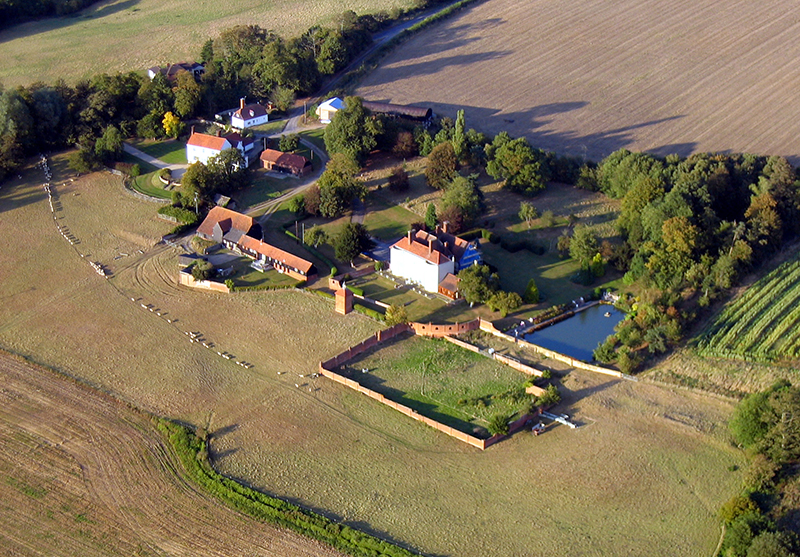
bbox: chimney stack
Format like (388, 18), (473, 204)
(191, 125), (195, 136)
(408, 230), (413, 243)
(442, 221), (450, 234)
(240, 97), (246, 110)
(216, 128), (221, 137)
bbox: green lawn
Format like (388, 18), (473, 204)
(238, 171), (293, 208)
(298, 128), (327, 155)
(481, 242), (586, 304)
(349, 274), (447, 320)
(120, 152), (159, 175)
(251, 120), (288, 134)
(363, 198), (418, 241)
(132, 171), (172, 200)
(342, 334), (532, 437)
(133, 140), (187, 165)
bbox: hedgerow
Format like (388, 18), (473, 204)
(158, 419), (418, 557)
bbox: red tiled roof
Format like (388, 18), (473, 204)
(391, 236), (450, 265)
(259, 149), (310, 172)
(439, 273), (460, 293)
(233, 103), (268, 120)
(197, 206), (254, 238)
(237, 235), (313, 274)
(187, 132), (229, 151)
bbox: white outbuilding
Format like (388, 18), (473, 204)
(316, 97), (345, 124)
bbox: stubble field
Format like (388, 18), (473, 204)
(357, 0), (800, 164)
(0, 353), (345, 557)
(0, 0), (415, 87)
(0, 156), (745, 556)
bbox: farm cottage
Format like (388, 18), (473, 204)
(231, 98), (269, 129)
(259, 149), (312, 177)
(389, 225), (481, 297)
(196, 207), (314, 281)
(197, 206), (262, 245)
(186, 128), (261, 167)
(147, 62), (204, 82)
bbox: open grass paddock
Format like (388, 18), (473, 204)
(0, 0), (417, 87)
(0, 155), (746, 556)
(357, 0), (800, 164)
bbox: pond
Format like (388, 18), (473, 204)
(523, 304), (626, 362)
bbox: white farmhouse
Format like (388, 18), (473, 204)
(390, 226), (482, 298)
(231, 98), (269, 129)
(186, 128), (261, 167)
(390, 230), (455, 293)
(316, 97), (344, 124)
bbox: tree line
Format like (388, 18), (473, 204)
(0, 1), (456, 184)
(587, 149), (800, 371)
(719, 381), (800, 557)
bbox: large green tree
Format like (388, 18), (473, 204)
(569, 226), (600, 269)
(425, 141), (457, 189)
(440, 174), (482, 224)
(323, 96), (381, 164)
(485, 133), (548, 195)
(317, 153), (365, 218)
(456, 264), (499, 306)
(335, 222), (372, 265)
(173, 70), (202, 118)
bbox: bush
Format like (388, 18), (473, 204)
(523, 278), (540, 304)
(346, 285), (364, 296)
(159, 168), (173, 181)
(374, 261), (386, 271)
(130, 163), (141, 177)
(487, 413), (512, 436)
(353, 304), (384, 321)
(158, 205), (199, 224)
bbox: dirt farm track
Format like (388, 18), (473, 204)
(357, 0), (800, 164)
(0, 354), (343, 557)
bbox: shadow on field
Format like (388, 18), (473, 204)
(0, 181), (45, 213)
(562, 377), (619, 403)
(0, 0), (140, 44)
(404, 100), (688, 163)
(649, 142), (700, 159)
(370, 50), (515, 84)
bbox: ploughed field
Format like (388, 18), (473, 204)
(357, 0), (800, 163)
(0, 155), (746, 556)
(0, 0), (415, 87)
(0, 353), (344, 557)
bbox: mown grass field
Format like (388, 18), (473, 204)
(0, 155), (746, 556)
(341, 334), (531, 436)
(357, 0), (800, 164)
(0, 0), (417, 87)
(696, 254), (800, 363)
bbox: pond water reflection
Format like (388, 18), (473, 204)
(523, 304), (626, 362)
